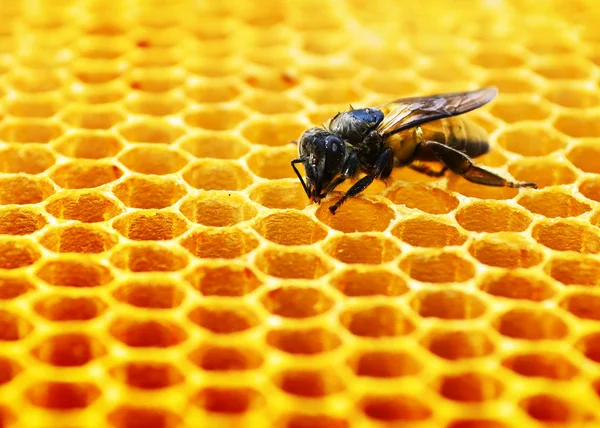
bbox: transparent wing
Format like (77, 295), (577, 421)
(374, 87), (498, 137)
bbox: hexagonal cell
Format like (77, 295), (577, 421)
(188, 344), (263, 371)
(180, 193), (257, 227)
(496, 125), (566, 157)
(567, 141), (600, 174)
(0, 175), (55, 205)
(520, 394), (591, 424)
(7, 69), (63, 93)
(34, 295), (106, 321)
(385, 183), (459, 214)
(61, 106), (126, 130)
(124, 92), (186, 117)
(118, 145), (188, 175)
(180, 227), (259, 259)
(0, 237), (41, 269)
(392, 217), (466, 248)
(421, 328), (495, 360)
(532, 220), (600, 253)
(110, 242), (189, 272)
(348, 349), (422, 378)
(192, 387), (264, 414)
(502, 352), (578, 380)
(493, 307), (569, 341)
(360, 395), (432, 422)
(518, 190), (591, 218)
(446, 419), (508, 428)
(489, 96), (551, 123)
(183, 105), (247, 131)
(112, 211), (188, 241)
(39, 225), (118, 254)
(329, 267), (408, 297)
(469, 233), (544, 268)
(274, 369), (345, 398)
(31, 333), (105, 367)
(0, 356), (20, 386)
(240, 116), (306, 146)
(26, 381), (101, 410)
(545, 84), (600, 108)
(361, 71), (419, 97)
(534, 57), (594, 80)
(580, 177), (600, 203)
(266, 327), (341, 355)
(0, 144), (56, 174)
(128, 68), (185, 93)
(559, 292), (600, 321)
(255, 247), (330, 279)
(68, 81), (127, 105)
(509, 157), (578, 188)
(0, 119), (63, 143)
(323, 234), (400, 264)
(482, 72), (537, 94)
(50, 160), (124, 189)
(479, 270), (557, 301)
(455, 201), (531, 233)
(0, 309), (32, 341)
(35, 259), (113, 288)
(253, 211), (327, 246)
(182, 159), (254, 191)
(108, 406), (181, 428)
(340, 304), (414, 338)
(399, 250), (474, 283)
(419, 61), (475, 82)
(185, 79), (241, 103)
(76, 36), (128, 59)
(246, 146), (299, 180)
(0, 274), (35, 300)
(185, 263), (262, 297)
(243, 91), (305, 115)
(52, 131), (124, 159)
(315, 197), (395, 233)
(109, 317), (187, 348)
(110, 361), (184, 390)
(546, 254), (600, 286)
(410, 290), (487, 320)
(45, 191), (122, 224)
(71, 59), (123, 84)
(446, 174), (519, 200)
(279, 413), (349, 428)
(437, 372), (503, 402)
(554, 112), (600, 138)
(243, 69), (300, 91)
(260, 286), (333, 319)
(576, 331), (600, 363)
(248, 180), (310, 210)
(112, 176), (185, 209)
(129, 47), (179, 68)
(179, 132), (250, 159)
(117, 119), (184, 144)
(188, 303), (260, 334)
(0, 207), (47, 235)
(112, 279), (185, 309)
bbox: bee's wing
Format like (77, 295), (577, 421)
(374, 87), (498, 137)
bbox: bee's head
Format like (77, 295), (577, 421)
(292, 128), (346, 203)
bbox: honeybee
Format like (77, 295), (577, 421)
(291, 87), (537, 214)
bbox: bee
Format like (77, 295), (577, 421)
(291, 87), (538, 214)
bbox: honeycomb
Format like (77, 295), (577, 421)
(2, 0), (600, 427)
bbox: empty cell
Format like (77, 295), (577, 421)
(560, 292), (600, 320)
(108, 406), (181, 428)
(0, 120), (63, 143)
(399, 251), (475, 283)
(0, 207), (47, 235)
(446, 419), (508, 428)
(300, 31), (347, 55)
(248, 180), (310, 210)
(0, 275), (35, 299)
(567, 142), (600, 174)
(109, 317), (187, 348)
(260, 286), (333, 318)
(118, 146), (188, 175)
(180, 193), (257, 227)
(112, 280), (185, 309)
(0, 356), (20, 385)
(349, 350), (422, 378)
(71, 60), (124, 84)
(502, 352), (578, 380)
(243, 91), (305, 115)
(576, 331), (600, 363)
(45, 191), (123, 222)
(192, 387), (264, 414)
(0, 309), (32, 341)
(110, 361), (184, 390)
(247, 146), (299, 180)
(534, 59), (594, 80)
(493, 307), (569, 340)
(455, 201), (531, 233)
(189, 344), (263, 371)
(26, 381), (101, 410)
(255, 248), (330, 279)
(392, 217), (466, 248)
(421, 328), (495, 360)
(532, 220), (600, 253)
(469, 233), (544, 268)
(362, 72), (419, 97)
(489, 97), (550, 123)
(241, 116), (306, 146)
(340, 305), (414, 338)
(329, 267), (408, 297)
(185, 263), (262, 297)
(305, 80), (361, 105)
(68, 81), (127, 105)
(471, 47), (526, 68)
(0, 144), (55, 174)
(180, 227), (259, 259)
(130, 47), (179, 68)
(188, 57), (242, 79)
(35, 259), (112, 287)
(385, 183), (459, 214)
(112, 211), (188, 241)
(281, 414), (349, 428)
(34, 295), (106, 321)
(179, 133), (250, 159)
(266, 327), (341, 355)
(361, 395), (432, 422)
(124, 92), (186, 116)
(316, 198), (395, 233)
(61, 106), (126, 130)
(545, 84), (600, 108)
(274, 369), (345, 398)
(546, 254), (600, 286)
(554, 113), (600, 138)
(447, 174), (519, 200)
(39, 225), (118, 254)
(482, 73), (537, 94)
(50, 161), (124, 189)
(31, 333), (105, 367)
(113, 176), (186, 209)
(437, 372), (503, 402)
(128, 69), (184, 93)
(185, 79), (241, 103)
(188, 303), (260, 334)
(183, 106), (247, 131)
(479, 271), (557, 301)
(302, 59), (357, 81)
(182, 159), (254, 191)
(520, 394), (590, 424)
(419, 62), (474, 82)
(324, 234), (400, 264)
(496, 125), (566, 157)
(52, 131), (124, 159)
(7, 70), (63, 93)
(76, 36), (127, 59)
(253, 211), (327, 246)
(410, 290), (487, 320)
(518, 190), (590, 218)
(0, 238), (40, 269)
(118, 120), (184, 144)
(110, 243), (188, 272)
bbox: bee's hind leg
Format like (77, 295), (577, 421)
(422, 140), (537, 189)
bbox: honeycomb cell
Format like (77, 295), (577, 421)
(520, 394), (591, 424)
(275, 369), (345, 398)
(545, 84), (600, 108)
(361, 72), (419, 97)
(61, 106), (126, 130)
(559, 292), (600, 320)
(0, 356), (20, 385)
(110, 361), (184, 390)
(0, 274), (35, 300)
(185, 79), (241, 103)
(576, 331), (600, 363)
(180, 193), (257, 227)
(329, 267), (408, 297)
(112, 176), (186, 209)
(39, 225), (118, 254)
(482, 72), (538, 94)
(248, 180), (310, 210)
(52, 131), (124, 159)
(518, 190), (590, 218)
(110, 242), (189, 272)
(533, 57), (594, 80)
(0, 119), (63, 143)
(493, 307), (569, 340)
(117, 119), (184, 144)
(469, 233), (544, 268)
(183, 106), (247, 131)
(243, 68), (299, 91)
(399, 250), (475, 283)
(360, 395), (432, 422)
(255, 247), (330, 279)
(349, 349), (422, 378)
(455, 201), (531, 233)
(182, 159), (254, 191)
(496, 125), (567, 157)
(532, 220), (600, 253)
(479, 270), (557, 301)
(128, 68), (184, 93)
(0, 207), (47, 235)
(71, 59), (124, 85)
(179, 132), (250, 159)
(305, 79), (361, 105)
(188, 303), (260, 334)
(502, 352), (578, 380)
(447, 174), (519, 200)
(31, 333), (105, 367)
(316, 198), (395, 233)
(253, 211), (327, 246)
(192, 387), (264, 414)
(546, 253), (600, 286)
(34, 295), (106, 321)
(554, 112), (600, 138)
(0, 175), (55, 205)
(118, 145), (188, 175)
(124, 92), (186, 117)
(385, 183), (459, 214)
(35, 259), (113, 288)
(109, 317), (187, 348)
(266, 327), (341, 355)
(489, 97), (551, 123)
(260, 286), (333, 318)
(0, 238), (41, 269)
(108, 406), (181, 428)
(421, 328), (495, 360)
(280, 414), (349, 428)
(437, 372), (503, 402)
(241, 116), (306, 146)
(188, 344), (263, 371)
(7, 70), (63, 93)
(0, 309), (32, 341)
(340, 305), (414, 338)
(112, 280), (185, 309)
(580, 177), (600, 203)
(510, 157), (578, 188)
(26, 382), (101, 410)
(323, 234), (401, 264)
(180, 227), (259, 259)
(410, 290), (487, 320)
(50, 160), (124, 189)
(246, 146), (299, 180)
(392, 217), (466, 248)
(243, 91), (305, 114)
(112, 211), (188, 241)
(185, 263), (261, 297)
(567, 141), (600, 174)
(446, 419), (508, 428)
(0, 144), (56, 174)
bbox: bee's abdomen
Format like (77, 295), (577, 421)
(421, 117), (489, 158)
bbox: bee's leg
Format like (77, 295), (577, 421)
(409, 163), (448, 177)
(291, 158), (310, 198)
(329, 148), (393, 214)
(422, 140), (537, 188)
(322, 152), (359, 196)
